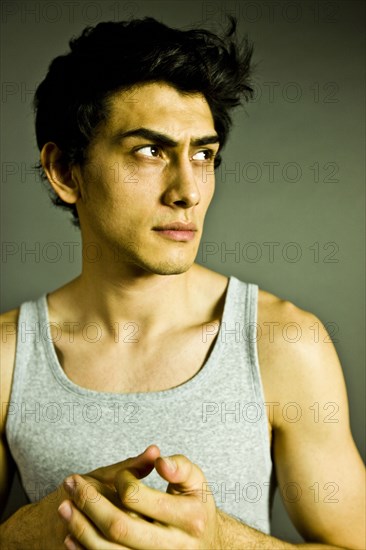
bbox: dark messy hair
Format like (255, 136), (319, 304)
(34, 16), (254, 227)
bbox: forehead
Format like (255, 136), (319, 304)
(104, 81), (215, 138)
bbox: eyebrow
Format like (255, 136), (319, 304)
(111, 127), (220, 148)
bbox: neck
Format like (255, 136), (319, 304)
(63, 260), (202, 338)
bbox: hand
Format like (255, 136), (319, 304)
(58, 450), (222, 550)
(75, 444), (161, 498)
(0, 482), (72, 550)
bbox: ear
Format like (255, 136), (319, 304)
(40, 142), (81, 204)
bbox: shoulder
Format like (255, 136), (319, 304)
(0, 308), (20, 434)
(256, 288), (348, 431)
(257, 288), (323, 347)
(257, 286), (335, 355)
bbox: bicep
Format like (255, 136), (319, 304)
(274, 422), (365, 548)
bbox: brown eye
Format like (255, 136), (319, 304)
(137, 145), (161, 157)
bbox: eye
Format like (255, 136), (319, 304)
(136, 145), (161, 157)
(192, 149), (215, 161)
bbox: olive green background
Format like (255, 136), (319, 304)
(1, 0), (365, 542)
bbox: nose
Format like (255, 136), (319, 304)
(161, 158), (201, 208)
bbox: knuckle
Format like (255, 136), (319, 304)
(72, 483), (86, 510)
(78, 481), (99, 509)
(188, 511), (206, 537)
(155, 493), (169, 513)
(107, 516), (128, 541)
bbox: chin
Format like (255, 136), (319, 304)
(133, 251), (195, 276)
(120, 243), (197, 276)
(147, 259), (194, 276)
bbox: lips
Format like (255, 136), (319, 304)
(152, 222), (197, 241)
(153, 222), (197, 231)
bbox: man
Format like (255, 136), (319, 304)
(0, 16), (364, 549)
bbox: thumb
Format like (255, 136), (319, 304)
(154, 454), (210, 498)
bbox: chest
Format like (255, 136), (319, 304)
(53, 325), (273, 446)
(53, 323), (218, 392)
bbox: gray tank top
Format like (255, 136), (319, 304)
(6, 276), (275, 534)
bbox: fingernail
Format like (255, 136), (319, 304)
(162, 456), (177, 471)
(58, 501), (72, 521)
(64, 535), (78, 550)
(63, 477), (76, 495)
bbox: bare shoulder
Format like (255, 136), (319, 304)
(257, 287), (314, 322)
(257, 286), (339, 353)
(257, 287), (320, 355)
(0, 307), (20, 326)
(0, 308), (20, 433)
(256, 288), (348, 430)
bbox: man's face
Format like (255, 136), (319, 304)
(75, 81), (220, 276)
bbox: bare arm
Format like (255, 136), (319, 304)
(216, 510), (347, 549)
(258, 299), (365, 549)
(0, 310), (73, 548)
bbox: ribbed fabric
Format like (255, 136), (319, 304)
(6, 276), (275, 534)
